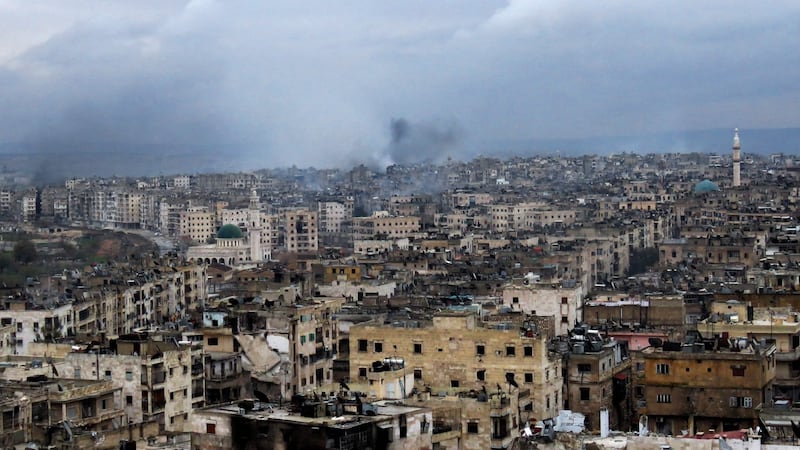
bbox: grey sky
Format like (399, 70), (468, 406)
(0, 0), (798, 172)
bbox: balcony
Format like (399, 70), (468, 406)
(151, 370), (166, 385)
(775, 348), (800, 362)
(191, 362), (204, 376)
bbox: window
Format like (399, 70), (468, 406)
(656, 363), (670, 375)
(208, 337), (218, 346)
(358, 339), (368, 352)
(105, 370), (112, 380)
(358, 367), (367, 378)
(374, 342), (383, 353)
(309, 333), (315, 342)
(731, 365), (746, 377)
(451, 380), (460, 388)
(300, 335), (306, 344)
(476, 344), (485, 356)
(512, 297), (519, 304)
(206, 423), (216, 434)
(413, 343), (423, 354)
(657, 394), (671, 403)
(74, 368), (81, 378)
(506, 346), (515, 357)
(580, 388), (590, 401)
(577, 363), (591, 373)
(561, 316), (569, 324)
(730, 396), (753, 408)
(414, 369), (422, 380)
(126, 395), (133, 406)
(101, 399), (107, 410)
(524, 346), (533, 357)
(170, 392), (175, 400)
(524, 373), (533, 383)
(467, 421), (479, 433)
(399, 415), (407, 438)
(477, 370), (486, 381)
(125, 370), (133, 381)
(561, 297), (568, 304)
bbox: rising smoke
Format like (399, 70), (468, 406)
(386, 117), (462, 166)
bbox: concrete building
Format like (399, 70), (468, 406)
(637, 338), (776, 435)
(502, 282), (585, 337)
(116, 334), (198, 433)
(562, 329), (632, 432)
(179, 207), (217, 244)
(352, 212), (420, 241)
(191, 399), (433, 450)
(284, 208), (319, 253)
(318, 201), (348, 233)
(348, 312), (562, 424)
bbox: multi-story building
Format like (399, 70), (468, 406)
(116, 334), (197, 433)
(179, 206), (217, 243)
(318, 201), (348, 233)
(284, 208), (318, 253)
(696, 301), (800, 404)
(563, 329), (632, 431)
(502, 282), (585, 337)
(637, 339), (776, 435)
(351, 212), (420, 241)
(21, 190), (36, 222)
(348, 311), (562, 424)
(0, 301), (73, 355)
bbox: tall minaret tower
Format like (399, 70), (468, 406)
(248, 189), (264, 261)
(732, 128), (741, 187)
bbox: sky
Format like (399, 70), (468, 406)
(0, 0), (798, 176)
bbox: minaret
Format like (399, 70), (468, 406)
(248, 189), (263, 261)
(732, 128), (741, 187)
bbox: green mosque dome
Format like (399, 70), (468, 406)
(217, 224), (243, 239)
(694, 179), (720, 194)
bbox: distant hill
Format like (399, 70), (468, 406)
(483, 127), (800, 157)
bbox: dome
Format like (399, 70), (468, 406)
(217, 224), (243, 239)
(694, 179), (720, 194)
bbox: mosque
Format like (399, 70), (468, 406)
(186, 190), (270, 266)
(693, 128), (741, 194)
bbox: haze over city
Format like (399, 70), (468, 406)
(1, 0), (799, 177)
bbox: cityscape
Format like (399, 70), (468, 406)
(1, 131), (799, 449)
(2, 2), (800, 450)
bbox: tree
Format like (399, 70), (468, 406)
(13, 239), (38, 264)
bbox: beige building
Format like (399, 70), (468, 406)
(502, 283), (585, 337)
(318, 201), (348, 233)
(285, 208), (319, 253)
(179, 206), (217, 243)
(352, 212), (420, 241)
(116, 335), (198, 433)
(348, 312), (562, 424)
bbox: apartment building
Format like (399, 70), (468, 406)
(116, 334), (198, 433)
(179, 206), (217, 243)
(284, 208), (318, 253)
(637, 339), (776, 435)
(352, 212), (420, 241)
(348, 312), (562, 424)
(318, 201), (348, 233)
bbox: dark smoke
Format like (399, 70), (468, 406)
(387, 117), (462, 165)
